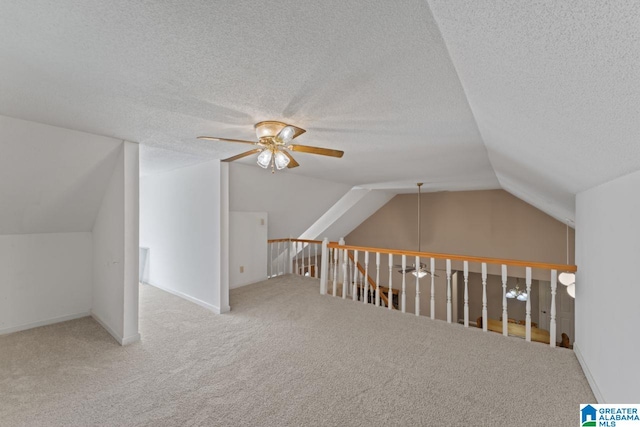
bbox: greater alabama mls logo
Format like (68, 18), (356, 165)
(581, 404), (640, 426)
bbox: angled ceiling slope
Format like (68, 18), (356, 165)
(429, 0), (640, 222)
(0, 0), (497, 192)
(0, 115), (123, 234)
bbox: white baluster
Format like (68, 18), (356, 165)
(550, 269), (557, 347)
(268, 241), (272, 278)
(300, 242), (305, 276)
(314, 244), (319, 278)
(525, 267), (532, 342)
(294, 241), (298, 275)
(288, 239), (292, 275)
(278, 241), (282, 276)
(342, 249), (348, 299)
(463, 261), (469, 327)
(332, 246), (338, 297)
(363, 251), (370, 304)
(375, 252), (381, 307)
(501, 264), (508, 336)
(446, 259), (452, 323)
(352, 250), (358, 301)
(320, 238), (328, 295)
(430, 258), (435, 320)
(353, 249), (360, 301)
(482, 263), (488, 332)
(401, 255), (406, 313)
(308, 243), (312, 276)
(388, 254), (393, 310)
(415, 256), (421, 316)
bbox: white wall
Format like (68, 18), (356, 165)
(0, 232), (92, 334)
(230, 212), (268, 289)
(0, 114), (122, 234)
(575, 168), (640, 403)
(229, 164), (351, 239)
(92, 142), (140, 345)
(140, 160), (228, 313)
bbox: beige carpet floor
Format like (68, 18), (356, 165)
(0, 275), (594, 426)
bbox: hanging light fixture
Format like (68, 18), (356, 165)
(394, 183), (437, 278)
(256, 150), (272, 168)
(411, 182), (428, 278)
(273, 150), (290, 170)
(506, 279), (528, 302)
(558, 219), (576, 287)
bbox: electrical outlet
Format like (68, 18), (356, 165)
(240, 266), (244, 273)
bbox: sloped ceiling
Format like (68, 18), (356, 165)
(0, 0), (497, 190)
(0, 115), (122, 234)
(428, 0), (640, 221)
(1, 1), (638, 222)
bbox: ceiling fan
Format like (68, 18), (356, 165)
(395, 183), (439, 278)
(198, 121), (344, 173)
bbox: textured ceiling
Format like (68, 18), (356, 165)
(0, 0), (497, 191)
(1, 1), (638, 222)
(428, 0), (640, 221)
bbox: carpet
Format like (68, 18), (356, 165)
(0, 275), (594, 426)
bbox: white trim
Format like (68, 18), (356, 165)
(90, 311), (123, 345)
(0, 311), (90, 336)
(90, 311), (140, 346)
(574, 342), (604, 403)
(121, 333), (141, 345)
(143, 281), (218, 313)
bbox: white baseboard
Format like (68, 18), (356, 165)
(0, 311), (90, 336)
(143, 281), (218, 313)
(574, 342), (605, 403)
(122, 333), (141, 345)
(90, 311), (140, 346)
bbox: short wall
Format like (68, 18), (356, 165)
(230, 211), (268, 289)
(0, 232), (92, 335)
(140, 160), (225, 312)
(92, 142), (140, 345)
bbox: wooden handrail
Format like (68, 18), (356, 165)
(346, 252), (393, 309)
(329, 243), (577, 272)
(267, 238), (325, 244)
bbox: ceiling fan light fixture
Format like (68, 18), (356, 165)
(255, 121), (286, 139)
(275, 126), (295, 144)
(274, 150), (290, 170)
(411, 269), (428, 279)
(256, 150), (272, 168)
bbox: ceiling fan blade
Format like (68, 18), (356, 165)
(198, 136), (257, 145)
(289, 144), (344, 158)
(222, 148), (262, 162)
(283, 151), (299, 168)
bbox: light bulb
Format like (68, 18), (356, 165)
(275, 126), (295, 143)
(506, 290), (516, 299)
(517, 292), (528, 302)
(567, 283), (575, 298)
(558, 272), (575, 286)
(274, 151), (290, 170)
(256, 150), (272, 168)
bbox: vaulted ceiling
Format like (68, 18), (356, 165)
(1, 0), (638, 222)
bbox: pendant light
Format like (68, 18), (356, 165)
(558, 219), (575, 286)
(412, 183), (428, 278)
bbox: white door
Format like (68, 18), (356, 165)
(538, 280), (575, 345)
(538, 280), (549, 331)
(557, 285), (575, 345)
